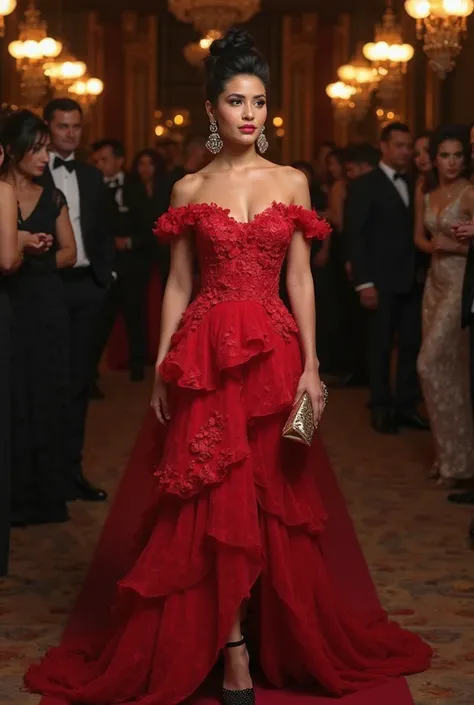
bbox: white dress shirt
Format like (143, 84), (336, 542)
(104, 170), (126, 209)
(356, 161), (410, 292)
(49, 151), (90, 268)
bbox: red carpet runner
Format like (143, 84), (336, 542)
(40, 411), (414, 705)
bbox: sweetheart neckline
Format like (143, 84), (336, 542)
(187, 200), (289, 226)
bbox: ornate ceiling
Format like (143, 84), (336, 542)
(39, 0), (392, 17)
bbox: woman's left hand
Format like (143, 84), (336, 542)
(295, 368), (325, 428)
(452, 221), (474, 240)
(432, 234), (459, 253)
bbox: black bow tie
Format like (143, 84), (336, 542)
(53, 156), (76, 173)
(106, 179), (120, 190)
(394, 172), (408, 182)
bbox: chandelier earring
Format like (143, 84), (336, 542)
(206, 119), (223, 154)
(256, 126), (269, 154)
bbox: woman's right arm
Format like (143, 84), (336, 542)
(414, 182), (432, 255)
(152, 178), (196, 424)
(0, 182), (21, 273)
(155, 179), (196, 369)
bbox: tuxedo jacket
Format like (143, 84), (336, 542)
(345, 167), (416, 294)
(39, 162), (114, 287)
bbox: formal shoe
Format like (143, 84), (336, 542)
(395, 410), (430, 431)
(130, 368), (145, 382)
(222, 637), (255, 705)
(71, 472), (108, 502)
(371, 409), (399, 435)
(89, 380), (105, 400)
(447, 490), (474, 505)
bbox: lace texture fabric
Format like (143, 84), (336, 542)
(25, 202), (431, 705)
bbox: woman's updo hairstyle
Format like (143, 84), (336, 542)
(204, 28), (270, 104)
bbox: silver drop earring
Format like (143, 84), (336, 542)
(206, 119), (223, 154)
(257, 126), (269, 154)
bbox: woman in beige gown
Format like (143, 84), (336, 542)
(415, 126), (474, 486)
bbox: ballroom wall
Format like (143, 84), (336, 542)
(1, 7), (474, 162)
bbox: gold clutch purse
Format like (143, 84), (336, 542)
(282, 384), (328, 446)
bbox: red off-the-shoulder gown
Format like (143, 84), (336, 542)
(25, 202), (431, 704)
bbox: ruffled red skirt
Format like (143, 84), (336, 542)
(25, 301), (431, 704)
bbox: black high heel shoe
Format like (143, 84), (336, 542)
(222, 637), (255, 705)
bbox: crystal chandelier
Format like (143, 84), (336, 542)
(8, 0), (62, 105)
(405, 0), (474, 78)
(326, 81), (357, 125)
(183, 30), (221, 66)
(0, 0), (17, 38)
(363, 0), (414, 109)
(337, 43), (379, 121)
(68, 76), (104, 110)
(44, 50), (87, 96)
(168, 0), (260, 35)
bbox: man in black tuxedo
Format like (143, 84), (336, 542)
(337, 143), (380, 388)
(41, 98), (113, 501)
(346, 123), (429, 434)
(91, 138), (154, 385)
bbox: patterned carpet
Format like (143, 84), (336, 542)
(0, 371), (473, 704)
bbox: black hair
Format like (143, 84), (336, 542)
(204, 28), (270, 104)
(380, 121), (410, 142)
(43, 98), (83, 123)
(129, 148), (165, 183)
(425, 124), (471, 192)
(0, 109), (49, 174)
(343, 142), (379, 167)
(91, 138), (125, 159)
(291, 160), (315, 182)
(415, 130), (432, 144)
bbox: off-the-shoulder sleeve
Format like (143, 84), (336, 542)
(153, 204), (196, 241)
(287, 205), (332, 240)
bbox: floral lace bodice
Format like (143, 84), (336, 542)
(155, 201), (330, 339)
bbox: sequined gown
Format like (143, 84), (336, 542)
(418, 187), (474, 479)
(26, 202), (431, 703)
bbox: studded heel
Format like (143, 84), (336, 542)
(221, 637), (255, 705)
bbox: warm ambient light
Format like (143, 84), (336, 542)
(44, 59), (86, 80)
(325, 82), (356, 100)
(363, 41), (414, 63)
(272, 116), (283, 128)
(173, 113), (184, 125)
(8, 36), (62, 60)
(155, 125), (166, 137)
(405, 0), (474, 17)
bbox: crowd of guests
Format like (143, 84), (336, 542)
(0, 98), (210, 576)
(304, 122), (474, 529)
(1, 99), (474, 578)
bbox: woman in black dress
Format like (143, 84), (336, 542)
(1, 110), (77, 526)
(0, 143), (21, 574)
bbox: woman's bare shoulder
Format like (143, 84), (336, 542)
(170, 172), (204, 207)
(0, 181), (15, 198)
(0, 181), (17, 212)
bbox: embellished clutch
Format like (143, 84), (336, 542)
(282, 384), (328, 446)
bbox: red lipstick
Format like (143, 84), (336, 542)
(239, 124), (256, 134)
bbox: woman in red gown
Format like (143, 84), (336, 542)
(25, 28), (431, 705)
